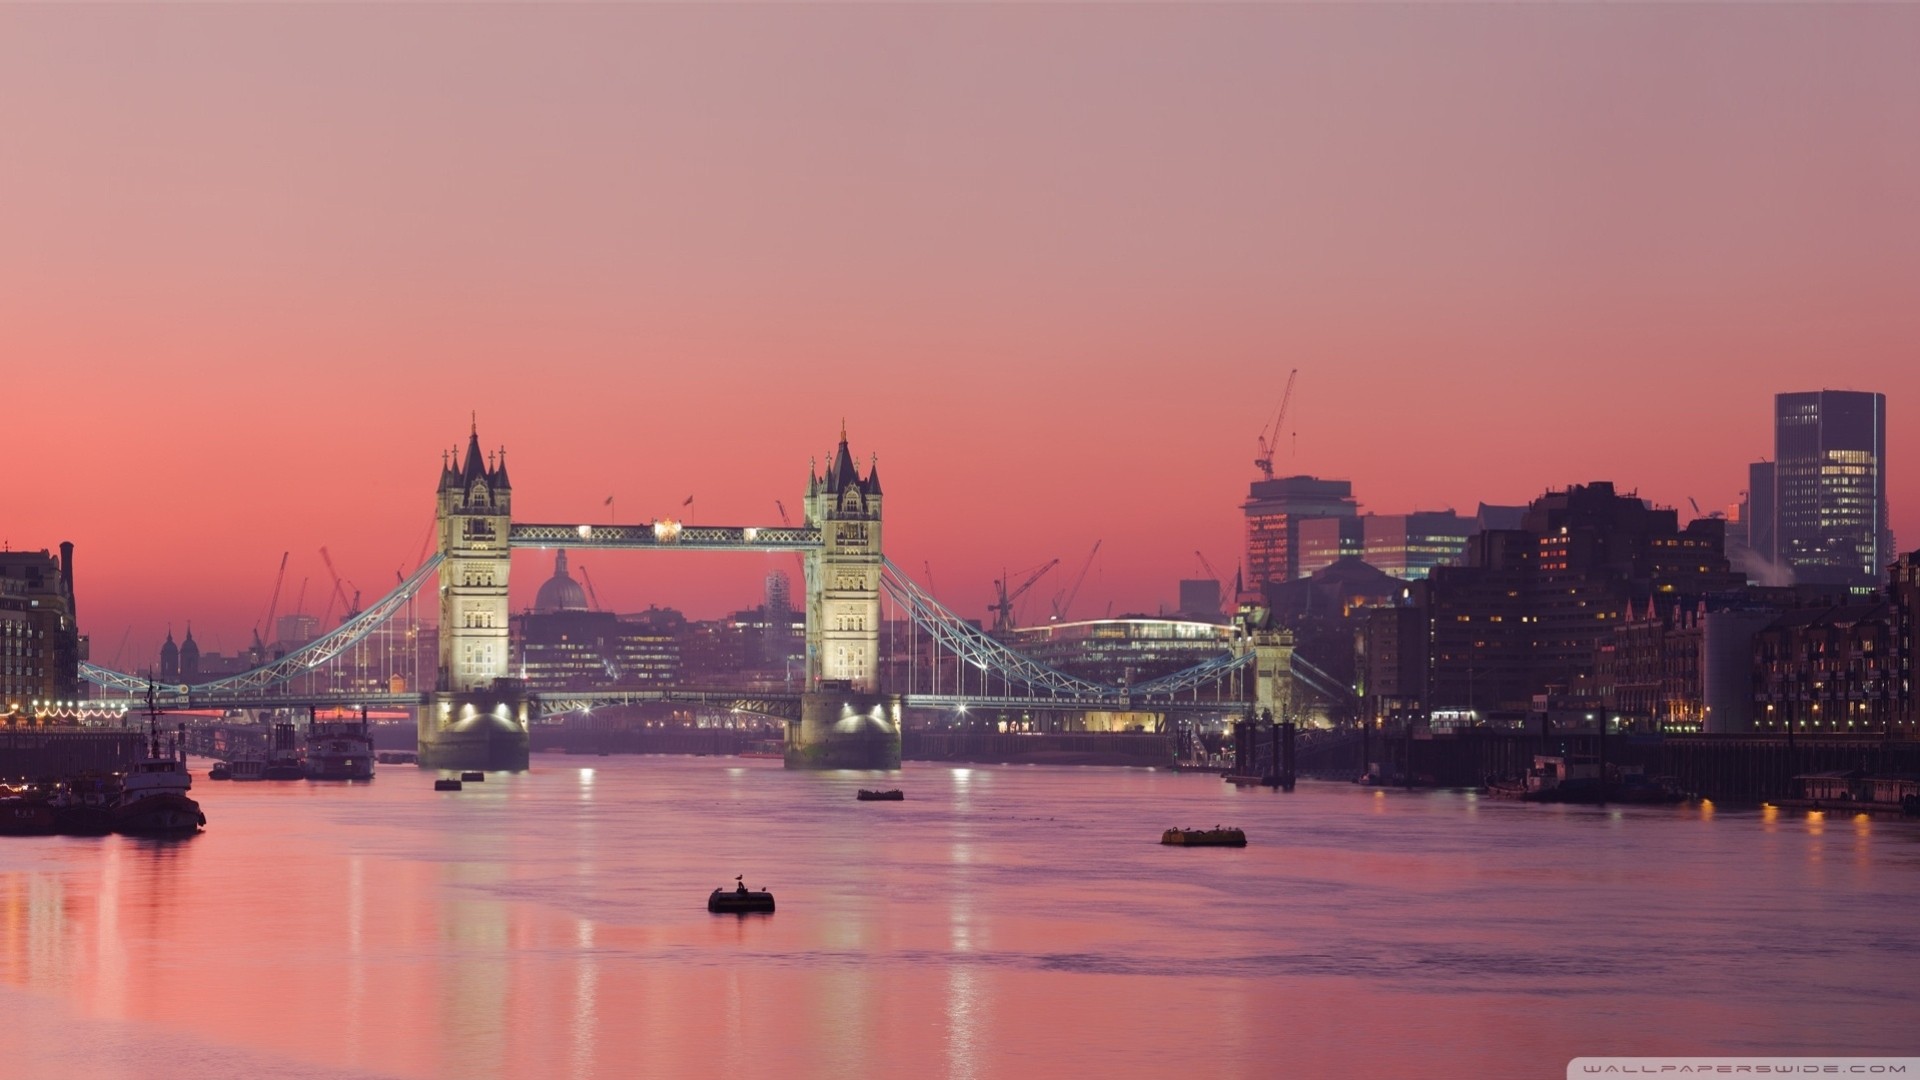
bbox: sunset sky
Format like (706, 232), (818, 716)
(3, 4), (1916, 669)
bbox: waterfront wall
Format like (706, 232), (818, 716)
(530, 725), (767, 756)
(904, 730), (1174, 767)
(0, 728), (148, 779)
(1300, 727), (1920, 803)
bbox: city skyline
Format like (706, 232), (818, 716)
(3, 4), (1916, 665)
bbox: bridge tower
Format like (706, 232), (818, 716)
(789, 427), (900, 769)
(418, 421), (530, 770)
(1234, 595), (1297, 725)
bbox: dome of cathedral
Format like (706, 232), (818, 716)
(534, 551), (590, 614)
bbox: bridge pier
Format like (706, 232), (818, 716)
(787, 688), (901, 770)
(418, 682), (531, 771)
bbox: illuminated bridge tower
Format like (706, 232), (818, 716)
(419, 421), (530, 771)
(790, 428), (900, 769)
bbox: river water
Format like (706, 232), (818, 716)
(2, 755), (1916, 1079)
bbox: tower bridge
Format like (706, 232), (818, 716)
(82, 421), (1308, 771)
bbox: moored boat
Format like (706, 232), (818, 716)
(263, 721), (304, 780)
(111, 683), (205, 837)
(306, 714), (375, 781)
(0, 792), (58, 836)
(856, 789), (904, 801)
(1162, 826), (1247, 847)
(49, 775), (119, 836)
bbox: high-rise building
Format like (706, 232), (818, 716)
(1772, 390), (1890, 591)
(1243, 475), (1357, 587)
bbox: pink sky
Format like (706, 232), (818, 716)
(2, 5), (1915, 667)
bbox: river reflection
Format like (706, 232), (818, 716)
(2, 756), (1917, 1079)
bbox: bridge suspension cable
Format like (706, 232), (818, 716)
(82, 555), (443, 700)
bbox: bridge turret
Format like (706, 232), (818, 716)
(791, 426), (898, 769)
(806, 428), (883, 692)
(422, 419), (528, 771)
(436, 420), (513, 693)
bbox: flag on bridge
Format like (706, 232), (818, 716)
(683, 495), (694, 507)
(604, 496), (613, 506)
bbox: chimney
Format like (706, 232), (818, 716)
(59, 541), (75, 617)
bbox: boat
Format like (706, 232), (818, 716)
(1483, 757), (1688, 804)
(739, 739), (785, 760)
(207, 761), (232, 781)
(1161, 826), (1247, 847)
(229, 756), (269, 781)
(375, 750), (418, 766)
(111, 684), (205, 837)
(49, 775), (118, 835)
(434, 778), (463, 791)
(459, 771), (485, 782)
(708, 877), (775, 913)
(263, 721), (304, 780)
(856, 789), (904, 801)
(305, 714), (375, 781)
(0, 790), (58, 836)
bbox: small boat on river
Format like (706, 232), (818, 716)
(709, 876), (775, 913)
(1161, 826), (1247, 847)
(856, 789), (903, 801)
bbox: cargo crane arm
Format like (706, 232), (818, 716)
(578, 563), (603, 612)
(1194, 550), (1231, 615)
(989, 559), (1059, 634)
(255, 552), (289, 652)
(1051, 540), (1102, 621)
(1253, 368), (1299, 480)
(319, 546), (361, 624)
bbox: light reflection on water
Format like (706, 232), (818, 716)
(1, 755), (1917, 1079)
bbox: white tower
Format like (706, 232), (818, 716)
(804, 427), (883, 693)
(437, 421), (513, 693)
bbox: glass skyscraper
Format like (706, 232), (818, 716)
(1773, 390), (1890, 591)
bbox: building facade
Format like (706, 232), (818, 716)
(0, 544), (83, 708)
(1772, 390), (1890, 591)
(1243, 475), (1358, 587)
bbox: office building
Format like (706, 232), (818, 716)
(1772, 390), (1890, 591)
(1243, 475), (1357, 587)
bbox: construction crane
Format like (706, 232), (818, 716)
(255, 552), (290, 653)
(578, 563), (603, 612)
(1050, 540), (1103, 621)
(773, 500), (806, 581)
(1193, 550), (1231, 615)
(989, 559), (1059, 634)
(319, 547), (361, 625)
(290, 577), (309, 640)
(1253, 368), (1299, 480)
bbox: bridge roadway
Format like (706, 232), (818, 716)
(98, 686), (1249, 721)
